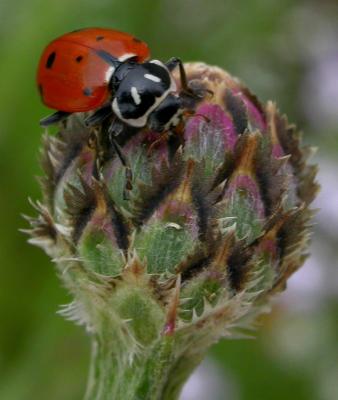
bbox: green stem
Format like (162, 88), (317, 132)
(84, 333), (207, 400)
(161, 352), (206, 400)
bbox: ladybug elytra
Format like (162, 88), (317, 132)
(37, 27), (193, 135)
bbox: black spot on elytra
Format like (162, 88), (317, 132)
(96, 35), (104, 41)
(83, 87), (93, 96)
(46, 52), (56, 69)
(133, 37), (142, 43)
(75, 55), (83, 63)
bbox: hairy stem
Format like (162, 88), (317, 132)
(84, 333), (203, 400)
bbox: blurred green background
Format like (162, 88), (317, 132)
(1, 1), (337, 399)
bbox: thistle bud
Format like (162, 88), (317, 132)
(26, 63), (318, 400)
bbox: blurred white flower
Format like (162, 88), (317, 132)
(290, 4), (338, 131)
(313, 158), (338, 237)
(181, 358), (238, 400)
(302, 53), (338, 130)
(278, 157), (338, 311)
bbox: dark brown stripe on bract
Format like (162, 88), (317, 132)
(131, 154), (184, 226)
(106, 195), (130, 252)
(227, 243), (254, 292)
(191, 181), (209, 240)
(54, 142), (83, 184)
(64, 179), (97, 244)
(224, 89), (248, 134)
(178, 250), (212, 282)
(254, 144), (287, 216)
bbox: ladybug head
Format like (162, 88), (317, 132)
(97, 50), (183, 131)
(111, 60), (181, 130)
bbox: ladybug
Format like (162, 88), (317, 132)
(37, 27), (193, 135)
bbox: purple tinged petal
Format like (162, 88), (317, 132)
(272, 144), (285, 158)
(185, 104), (237, 153)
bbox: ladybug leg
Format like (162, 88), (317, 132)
(87, 129), (104, 180)
(107, 118), (124, 137)
(107, 120), (133, 200)
(166, 58), (214, 100)
(85, 104), (112, 127)
(40, 111), (71, 127)
(165, 57), (191, 94)
(146, 132), (170, 155)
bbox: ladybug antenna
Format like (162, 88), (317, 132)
(95, 50), (122, 69)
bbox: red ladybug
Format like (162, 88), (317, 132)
(37, 28), (150, 125)
(37, 27), (193, 134)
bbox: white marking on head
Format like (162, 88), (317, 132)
(112, 98), (121, 119)
(150, 60), (176, 91)
(144, 73), (161, 83)
(112, 61), (179, 128)
(118, 53), (136, 62)
(131, 86), (141, 105)
(164, 106), (183, 131)
(105, 65), (115, 82)
(112, 97), (147, 128)
(150, 59), (163, 66)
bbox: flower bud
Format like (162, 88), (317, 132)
(26, 63), (318, 399)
